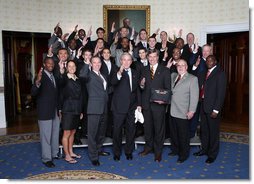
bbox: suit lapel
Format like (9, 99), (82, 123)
(91, 71), (104, 89)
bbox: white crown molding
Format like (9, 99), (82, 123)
(200, 22), (249, 46)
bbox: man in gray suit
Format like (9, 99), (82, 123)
(79, 56), (108, 166)
(170, 59), (199, 163)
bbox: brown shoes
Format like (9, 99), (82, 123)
(154, 154), (162, 162)
(139, 149), (151, 156)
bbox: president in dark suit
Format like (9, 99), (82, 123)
(111, 53), (141, 161)
(31, 57), (60, 168)
(139, 49), (171, 162)
(193, 55), (227, 164)
(79, 56), (109, 166)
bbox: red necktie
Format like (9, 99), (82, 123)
(200, 70), (211, 99)
(174, 74), (181, 88)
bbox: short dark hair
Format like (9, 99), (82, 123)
(57, 48), (68, 55)
(96, 27), (105, 34)
(139, 28), (147, 35)
(147, 49), (159, 56)
(91, 56), (101, 63)
(81, 48), (93, 56)
(43, 57), (54, 64)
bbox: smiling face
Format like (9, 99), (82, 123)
(172, 48), (181, 61)
(102, 48), (111, 60)
(120, 53), (132, 69)
(57, 49), (68, 61)
(176, 59), (188, 75)
(138, 49), (147, 60)
(67, 61), (76, 74)
(206, 55), (217, 69)
(148, 51), (159, 66)
(43, 58), (55, 72)
(91, 57), (102, 72)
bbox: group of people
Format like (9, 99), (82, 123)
(31, 19), (226, 168)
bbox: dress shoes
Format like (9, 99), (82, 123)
(91, 160), (100, 166)
(43, 161), (55, 168)
(193, 150), (207, 156)
(205, 157), (215, 164)
(113, 155), (120, 161)
(139, 149), (151, 156)
(154, 154), (162, 162)
(125, 153), (133, 160)
(99, 151), (110, 156)
(168, 152), (177, 156)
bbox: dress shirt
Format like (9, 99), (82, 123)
(93, 70), (107, 90)
(103, 60), (112, 74)
(117, 68), (132, 91)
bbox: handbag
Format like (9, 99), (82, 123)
(150, 88), (171, 104)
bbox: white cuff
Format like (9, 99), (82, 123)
(213, 110), (219, 114)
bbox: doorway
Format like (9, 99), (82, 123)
(207, 31), (249, 132)
(2, 31), (50, 128)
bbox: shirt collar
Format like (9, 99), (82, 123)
(67, 73), (78, 81)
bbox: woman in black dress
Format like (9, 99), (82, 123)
(59, 60), (83, 164)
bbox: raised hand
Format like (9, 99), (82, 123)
(194, 56), (201, 67)
(155, 28), (160, 35)
(178, 29), (183, 38)
(131, 27), (135, 38)
(82, 37), (88, 46)
(114, 32), (119, 44)
(118, 64), (125, 75)
(48, 45), (53, 57)
(77, 46), (83, 58)
(87, 26), (92, 37)
(35, 67), (43, 85)
(54, 22), (60, 33)
(74, 24), (78, 32)
(129, 41), (133, 51)
(61, 33), (69, 41)
(111, 22), (116, 33)
(135, 35), (140, 46)
(194, 38), (199, 52)
(166, 57), (173, 68)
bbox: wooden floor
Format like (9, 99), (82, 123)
(0, 109), (249, 136)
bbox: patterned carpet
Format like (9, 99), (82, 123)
(0, 132), (249, 179)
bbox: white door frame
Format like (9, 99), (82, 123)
(200, 22), (249, 46)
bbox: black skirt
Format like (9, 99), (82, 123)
(61, 113), (80, 130)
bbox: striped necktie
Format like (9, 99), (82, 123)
(150, 65), (154, 80)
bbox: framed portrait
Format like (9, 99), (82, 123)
(103, 5), (150, 40)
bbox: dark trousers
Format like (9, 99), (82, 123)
(200, 102), (220, 159)
(189, 102), (201, 138)
(105, 93), (113, 138)
(112, 110), (136, 156)
(87, 113), (107, 161)
(143, 107), (165, 156)
(170, 116), (190, 160)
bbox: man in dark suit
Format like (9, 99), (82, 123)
(31, 57), (60, 168)
(78, 56), (109, 166)
(100, 48), (118, 138)
(133, 29), (149, 59)
(174, 38), (191, 67)
(182, 32), (202, 69)
(111, 53), (141, 161)
(139, 49), (171, 162)
(193, 55), (227, 164)
(189, 44), (213, 138)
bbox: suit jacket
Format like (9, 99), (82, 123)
(111, 68), (141, 113)
(183, 44), (202, 68)
(198, 65), (227, 113)
(79, 64), (108, 114)
(59, 75), (83, 114)
(130, 59), (147, 77)
(170, 72), (199, 119)
(31, 71), (59, 120)
(100, 58), (118, 94)
(140, 64), (171, 110)
(190, 55), (207, 76)
(48, 34), (66, 55)
(157, 41), (175, 64)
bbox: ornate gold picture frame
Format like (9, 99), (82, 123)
(103, 5), (150, 40)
